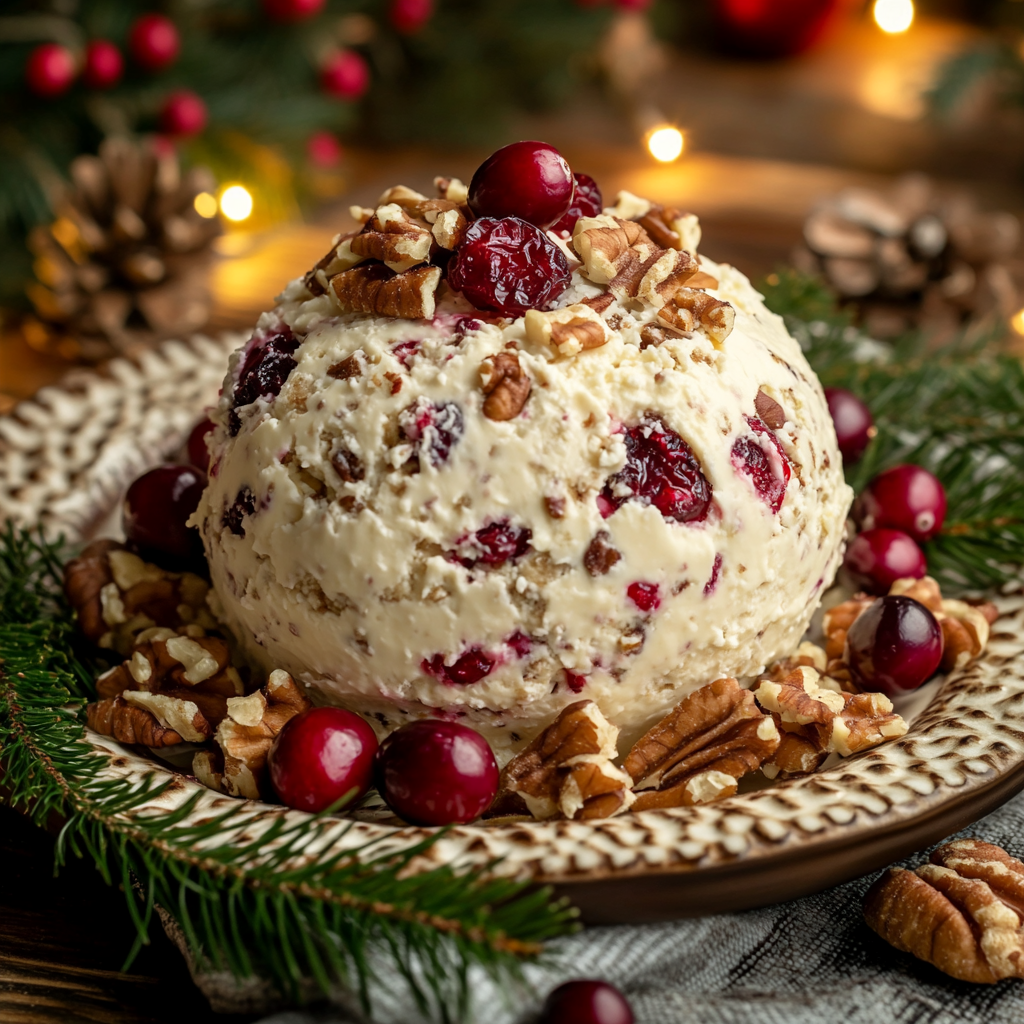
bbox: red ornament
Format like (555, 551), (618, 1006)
(186, 417), (216, 470)
(540, 980), (634, 1024)
(129, 14), (181, 72)
(268, 707), (379, 813)
(306, 130), (344, 167)
(123, 464), (206, 563)
(263, 0), (326, 21)
(824, 387), (874, 465)
(374, 720), (499, 825)
(614, 0), (652, 10)
(843, 528), (926, 595)
(159, 90), (208, 137)
(26, 43), (76, 98)
(320, 50), (370, 100)
(857, 464), (947, 544)
(468, 141), (574, 229)
(712, 0), (843, 58)
(83, 40), (124, 90)
(390, 0), (434, 34)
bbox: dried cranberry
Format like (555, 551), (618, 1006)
(507, 631), (533, 659)
(467, 141), (574, 228)
(447, 217), (571, 317)
(601, 416), (712, 524)
(399, 399), (464, 468)
(223, 487), (256, 536)
(230, 326), (301, 435)
(703, 553), (723, 596)
(626, 581), (661, 612)
(422, 649), (495, 686)
(565, 671), (587, 694)
(731, 416), (791, 513)
(551, 173), (603, 236)
(391, 340), (420, 367)
(453, 520), (532, 568)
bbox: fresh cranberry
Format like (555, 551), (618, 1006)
(268, 707), (378, 813)
(374, 720), (499, 825)
(83, 40), (124, 90)
(422, 649), (495, 686)
(732, 416), (790, 513)
(627, 581), (661, 612)
(453, 520), (532, 568)
(539, 980), (634, 1024)
(123, 464), (206, 563)
(551, 173), (604, 235)
(845, 595), (944, 696)
(844, 528), (926, 595)
(565, 671), (587, 694)
(399, 398), (464, 468)
(704, 553), (723, 596)
(468, 141), (574, 229)
(186, 417), (215, 469)
(223, 487), (256, 536)
(507, 631), (533, 658)
(230, 326), (302, 435)
(448, 217), (571, 317)
(825, 388), (874, 465)
(601, 416), (712, 524)
(857, 464), (947, 543)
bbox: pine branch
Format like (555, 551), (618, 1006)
(0, 524), (577, 1021)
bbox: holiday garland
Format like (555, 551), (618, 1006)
(1, 271), (1023, 1019)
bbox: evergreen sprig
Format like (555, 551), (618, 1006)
(762, 270), (1024, 591)
(0, 523), (576, 1022)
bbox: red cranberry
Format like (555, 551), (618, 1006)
(507, 631), (533, 658)
(448, 217), (571, 317)
(398, 398), (464, 468)
(83, 40), (124, 90)
(128, 14), (180, 72)
(824, 388), (873, 465)
(159, 90), (208, 137)
(551, 173), (604, 235)
(453, 520), (532, 568)
(422, 649), (495, 686)
(845, 595), (944, 696)
(223, 487), (256, 537)
(230, 326), (301, 435)
(732, 416), (790, 513)
(565, 671), (587, 693)
(374, 720), (499, 825)
(601, 416), (712, 524)
(123, 464), (206, 562)
(468, 141), (574, 229)
(858, 464), (947, 543)
(26, 44), (76, 97)
(187, 417), (215, 470)
(844, 528), (926, 595)
(268, 707), (378, 813)
(703, 553), (723, 596)
(627, 581), (661, 612)
(539, 980), (634, 1024)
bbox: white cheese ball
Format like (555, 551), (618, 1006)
(196, 255), (852, 755)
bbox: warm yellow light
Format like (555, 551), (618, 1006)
(193, 192), (218, 219)
(1012, 308), (1024, 336)
(220, 185), (253, 222)
(646, 126), (684, 164)
(873, 0), (914, 34)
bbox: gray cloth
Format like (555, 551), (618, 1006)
(258, 790), (1024, 1024)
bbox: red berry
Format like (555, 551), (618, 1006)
(627, 581), (660, 612)
(468, 141), (574, 229)
(268, 706), (378, 812)
(539, 980), (634, 1024)
(230, 326), (301, 435)
(565, 671), (587, 693)
(186, 417), (215, 470)
(824, 388), (873, 464)
(845, 594), (944, 696)
(123, 464), (206, 563)
(703, 553), (723, 596)
(507, 631), (533, 658)
(83, 40), (123, 90)
(452, 520), (532, 569)
(858, 464), (947, 543)
(422, 649), (495, 686)
(448, 216), (572, 317)
(731, 416), (791, 513)
(129, 14), (181, 72)
(306, 130), (343, 167)
(159, 90), (207, 137)
(844, 528), (926, 595)
(321, 50), (370, 100)
(390, 0), (434, 33)
(263, 0), (326, 21)
(223, 487), (256, 537)
(398, 398), (464, 468)
(26, 44), (76, 97)
(551, 173), (603, 235)
(374, 720), (499, 825)
(600, 415), (712, 524)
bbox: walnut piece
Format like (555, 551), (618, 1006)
(498, 700), (635, 820)
(87, 693), (205, 747)
(303, 231), (363, 296)
(350, 203), (434, 273)
(524, 304), (610, 356)
(623, 677), (779, 810)
(434, 175), (470, 207)
(658, 286), (735, 346)
(864, 839), (1024, 983)
(480, 351), (531, 421)
(604, 191), (702, 254)
(583, 531), (621, 576)
(331, 263), (441, 320)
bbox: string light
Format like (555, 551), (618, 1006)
(1012, 308), (1024, 336)
(193, 192), (218, 218)
(873, 0), (914, 35)
(646, 126), (684, 164)
(219, 185), (254, 222)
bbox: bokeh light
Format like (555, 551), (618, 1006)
(193, 191), (218, 218)
(873, 0), (914, 35)
(646, 126), (684, 163)
(219, 185), (254, 222)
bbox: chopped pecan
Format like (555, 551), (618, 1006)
(193, 748), (225, 792)
(350, 203), (434, 273)
(87, 690), (211, 746)
(434, 175), (470, 207)
(822, 592), (876, 663)
(639, 323), (684, 349)
(658, 287), (735, 346)
(428, 205), (468, 250)
(480, 351), (531, 421)
(303, 231), (363, 296)
(624, 677), (779, 810)
(331, 263), (441, 320)
(605, 192), (702, 253)
(524, 304), (610, 357)
(583, 531), (621, 576)
(754, 389), (787, 429)
(864, 839), (1024, 983)
(762, 641), (828, 680)
(544, 495), (566, 519)
(499, 700), (635, 820)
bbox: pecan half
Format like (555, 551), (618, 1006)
(524, 304), (610, 357)
(583, 531), (621, 576)
(498, 700), (635, 820)
(864, 839), (1024, 983)
(623, 677), (779, 810)
(658, 287), (735, 346)
(604, 192), (702, 254)
(87, 690), (211, 747)
(754, 389), (787, 429)
(350, 203), (434, 273)
(480, 351), (531, 421)
(331, 263), (441, 319)
(303, 231), (363, 296)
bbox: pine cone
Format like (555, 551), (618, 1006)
(27, 137), (221, 361)
(799, 174), (1021, 339)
